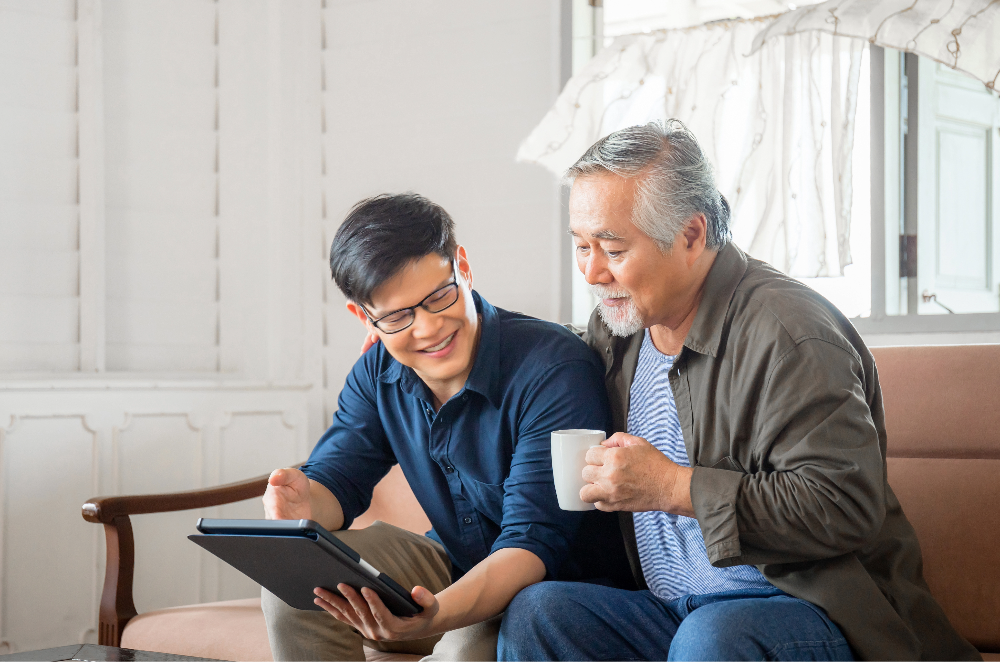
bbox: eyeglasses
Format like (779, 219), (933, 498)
(362, 263), (461, 334)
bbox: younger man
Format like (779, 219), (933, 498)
(261, 193), (628, 660)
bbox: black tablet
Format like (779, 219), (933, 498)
(189, 518), (423, 616)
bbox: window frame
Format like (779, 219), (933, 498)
(854, 45), (1000, 336)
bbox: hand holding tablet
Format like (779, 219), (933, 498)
(190, 518), (423, 617)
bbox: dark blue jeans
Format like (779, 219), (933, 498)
(498, 583), (854, 661)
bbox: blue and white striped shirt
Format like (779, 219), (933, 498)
(629, 330), (772, 600)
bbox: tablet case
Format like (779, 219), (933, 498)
(189, 518), (422, 617)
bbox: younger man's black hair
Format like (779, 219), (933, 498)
(330, 193), (458, 305)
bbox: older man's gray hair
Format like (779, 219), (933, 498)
(566, 120), (731, 251)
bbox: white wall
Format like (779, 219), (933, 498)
(320, 0), (569, 413)
(0, 0), (567, 653)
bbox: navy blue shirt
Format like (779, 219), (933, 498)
(302, 292), (615, 580)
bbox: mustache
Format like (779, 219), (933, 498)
(590, 285), (631, 300)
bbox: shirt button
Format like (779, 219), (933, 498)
(445, 465), (455, 473)
(425, 408), (433, 416)
(463, 517), (473, 525)
(605, 346), (612, 354)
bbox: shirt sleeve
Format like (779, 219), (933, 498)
(691, 338), (887, 567)
(300, 350), (396, 530)
(489, 358), (612, 579)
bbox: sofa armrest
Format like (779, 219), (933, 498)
(80, 470), (279, 646)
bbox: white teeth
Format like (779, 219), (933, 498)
(424, 334), (454, 353)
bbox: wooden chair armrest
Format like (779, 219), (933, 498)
(81, 472), (271, 524)
(80, 466), (297, 646)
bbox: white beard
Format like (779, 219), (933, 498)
(591, 285), (644, 337)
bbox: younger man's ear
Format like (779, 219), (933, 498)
(346, 301), (380, 353)
(346, 301), (372, 328)
(456, 245), (473, 288)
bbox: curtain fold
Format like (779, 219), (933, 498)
(518, 20), (865, 277)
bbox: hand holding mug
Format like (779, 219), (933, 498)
(580, 432), (695, 516)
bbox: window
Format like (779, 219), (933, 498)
(860, 47), (1000, 336)
(568, 2), (1000, 338)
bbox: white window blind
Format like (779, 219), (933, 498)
(103, 0), (220, 372)
(0, 0), (80, 371)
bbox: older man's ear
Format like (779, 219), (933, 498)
(679, 213), (709, 262)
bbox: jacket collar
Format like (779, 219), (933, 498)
(378, 290), (502, 407)
(589, 241), (748, 366)
(683, 242), (748, 358)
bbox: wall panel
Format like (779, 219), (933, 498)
(0, 416), (97, 653)
(103, 0), (221, 372)
(213, 411), (303, 601)
(117, 414), (204, 614)
(0, 2), (80, 372)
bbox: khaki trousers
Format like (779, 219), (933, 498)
(261, 521), (502, 661)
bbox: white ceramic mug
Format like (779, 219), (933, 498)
(550, 429), (606, 511)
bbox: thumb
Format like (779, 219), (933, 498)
(268, 467), (298, 487)
(604, 432), (630, 448)
(411, 585), (438, 609)
(605, 432), (649, 448)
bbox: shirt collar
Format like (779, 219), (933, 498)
(683, 242), (749, 358)
(462, 291), (503, 408)
(377, 290), (503, 407)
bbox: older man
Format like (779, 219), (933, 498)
(498, 121), (979, 661)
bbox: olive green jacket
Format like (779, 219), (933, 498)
(586, 242), (979, 661)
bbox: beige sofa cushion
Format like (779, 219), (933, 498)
(874, 344), (1000, 458)
(121, 597), (422, 661)
(121, 598), (271, 661)
(873, 345), (1000, 657)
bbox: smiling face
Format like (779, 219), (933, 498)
(347, 247), (479, 403)
(569, 173), (711, 337)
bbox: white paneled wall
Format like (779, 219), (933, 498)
(0, 384), (310, 652)
(0, 0), (566, 653)
(0, 0), (81, 371)
(103, 0), (221, 372)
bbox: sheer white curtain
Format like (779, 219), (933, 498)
(752, 0), (1000, 91)
(519, 20), (865, 277)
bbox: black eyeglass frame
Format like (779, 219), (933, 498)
(361, 262), (461, 334)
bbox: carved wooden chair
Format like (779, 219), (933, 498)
(81, 465), (428, 660)
(81, 472), (272, 647)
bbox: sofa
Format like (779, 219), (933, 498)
(81, 344), (1000, 661)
